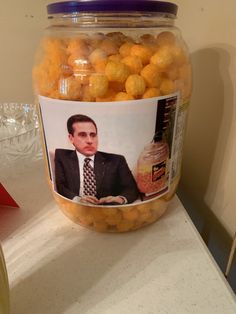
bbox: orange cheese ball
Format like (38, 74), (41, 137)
(108, 54), (122, 63)
(156, 31), (176, 46)
(81, 85), (95, 102)
(89, 74), (108, 97)
(91, 207), (106, 222)
(105, 61), (130, 83)
(67, 38), (91, 57)
(122, 208), (139, 221)
(93, 221), (108, 232)
(105, 211), (122, 226)
(159, 79), (176, 95)
(121, 56), (143, 74)
(58, 76), (81, 100)
(119, 42), (134, 57)
(79, 213), (94, 226)
(107, 32), (127, 46)
(142, 88), (161, 99)
(115, 92), (134, 101)
(140, 34), (159, 51)
(130, 44), (153, 65)
(150, 46), (174, 71)
(96, 88), (116, 102)
(116, 219), (134, 232)
(178, 63), (191, 80)
(171, 45), (187, 66)
(125, 74), (146, 97)
(140, 63), (162, 88)
(109, 81), (125, 92)
(166, 66), (179, 81)
(93, 59), (108, 73)
(89, 48), (107, 65)
(100, 38), (119, 55)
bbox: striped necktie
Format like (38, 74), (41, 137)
(83, 157), (96, 196)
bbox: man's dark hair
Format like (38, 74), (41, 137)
(67, 114), (97, 135)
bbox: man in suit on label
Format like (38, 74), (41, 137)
(54, 114), (139, 205)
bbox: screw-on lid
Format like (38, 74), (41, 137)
(47, 0), (178, 16)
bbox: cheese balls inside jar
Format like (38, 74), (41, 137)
(33, 1), (191, 233)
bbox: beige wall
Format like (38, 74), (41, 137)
(174, 0), (236, 237)
(1, 1), (235, 236)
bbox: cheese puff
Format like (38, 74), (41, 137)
(140, 63), (162, 87)
(89, 48), (107, 65)
(73, 72), (90, 85)
(96, 88), (116, 102)
(114, 92), (134, 101)
(42, 38), (67, 59)
(142, 88), (161, 99)
(93, 59), (108, 73)
(67, 38), (91, 57)
(140, 34), (159, 51)
(89, 32), (105, 48)
(93, 221), (108, 232)
(150, 46), (174, 71)
(116, 219), (134, 232)
(109, 54), (122, 63)
(91, 207), (106, 222)
(166, 66), (179, 81)
(140, 34), (156, 44)
(159, 79), (176, 95)
(125, 74), (146, 97)
(105, 61), (130, 83)
(68, 55), (92, 72)
(139, 211), (153, 223)
(102, 207), (119, 216)
(178, 63), (192, 81)
(81, 85), (95, 102)
(79, 213), (94, 226)
(100, 38), (119, 55)
(137, 204), (151, 214)
(171, 46), (187, 66)
(122, 207), (139, 221)
(156, 31), (176, 46)
(109, 81), (125, 92)
(130, 44), (153, 65)
(119, 42), (134, 57)
(121, 56), (143, 74)
(107, 32), (127, 46)
(105, 211), (122, 226)
(58, 76), (81, 100)
(89, 74), (108, 97)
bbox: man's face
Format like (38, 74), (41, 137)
(69, 122), (98, 156)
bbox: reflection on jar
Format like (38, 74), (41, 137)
(137, 141), (169, 196)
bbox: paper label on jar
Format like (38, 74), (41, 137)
(38, 93), (182, 206)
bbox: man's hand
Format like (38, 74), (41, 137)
(98, 196), (125, 205)
(80, 195), (99, 205)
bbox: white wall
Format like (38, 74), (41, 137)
(174, 0), (236, 237)
(1, 1), (235, 236)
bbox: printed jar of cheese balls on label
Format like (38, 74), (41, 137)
(33, 1), (192, 232)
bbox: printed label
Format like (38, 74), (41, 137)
(39, 93), (183, 206)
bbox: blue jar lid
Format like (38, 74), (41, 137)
(47, 1), (178, 16)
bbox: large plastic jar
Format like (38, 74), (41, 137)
(0, 244), (10, 314)
(33, 0), (192, 232)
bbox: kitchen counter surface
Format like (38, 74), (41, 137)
(0, 159), (235, 314)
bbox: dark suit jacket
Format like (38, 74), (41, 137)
(54, 149), (139, 203)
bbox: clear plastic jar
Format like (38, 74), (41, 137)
(0, 244), (10, 314)
(33, 1), (192, 232)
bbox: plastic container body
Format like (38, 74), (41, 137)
(0, 244), (10, 314)
(33, 1), (192, 232)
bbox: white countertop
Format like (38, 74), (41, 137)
(0, 159), (235, 314)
